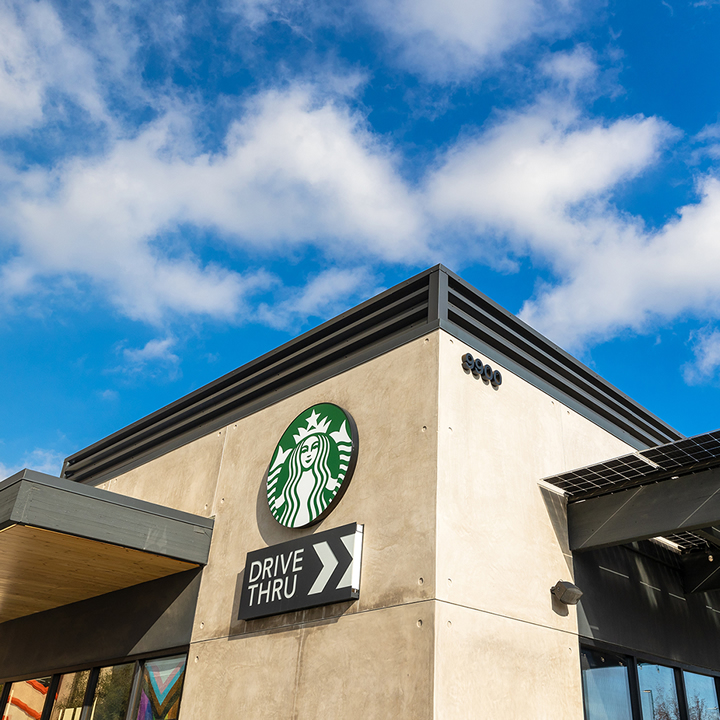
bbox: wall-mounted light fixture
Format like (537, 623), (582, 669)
(551, 580), (583, 605)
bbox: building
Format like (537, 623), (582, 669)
(2, 264), (720, 719)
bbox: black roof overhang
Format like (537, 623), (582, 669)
(62, 265), (681, 486)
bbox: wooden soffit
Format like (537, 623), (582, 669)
(0, 469), (213, 623)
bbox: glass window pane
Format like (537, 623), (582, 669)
(581, 648), (633, 720)
(638, 662), (681, 720)
(133, 656), (186, 720)
(684, 671), (720, 720)
(49, 671), (90, 720)
(4, 677), (53, 720)
(90, 664), (135, 720)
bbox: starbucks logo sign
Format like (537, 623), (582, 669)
(267, 404), (358, 528)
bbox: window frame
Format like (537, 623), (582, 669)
(581, 640), (720, 720)
(0, 650), (187, 720)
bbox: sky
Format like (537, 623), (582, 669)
(2, 0), (720, 478)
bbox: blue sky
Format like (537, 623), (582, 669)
(2, 0), (720, 477)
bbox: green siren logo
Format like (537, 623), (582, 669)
(267, 404), (358, 528)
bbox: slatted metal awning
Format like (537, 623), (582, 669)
(544, 429), (720, 501)
(543, 429), (720, 558)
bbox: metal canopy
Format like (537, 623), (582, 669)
(542, 429), (720, 591)
(568, 467), (720, 551)
(542, 428), (720, 501)
(0, 469), (213, 623)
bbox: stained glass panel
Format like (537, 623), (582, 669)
(4, 677), (52, 720)
(90, 664), (135, 720)
(133, 656), (186, 720)
(49, 670), (90, 720)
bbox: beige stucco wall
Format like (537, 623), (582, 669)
(97, 328), (640, 718)
(97, 429), (226, 517)
(434, 331), (635, 719)
(99, 332), (440, 718)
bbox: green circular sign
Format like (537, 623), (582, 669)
(266, 403), (358, 528)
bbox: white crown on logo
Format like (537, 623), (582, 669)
(293, 408), (332, 444)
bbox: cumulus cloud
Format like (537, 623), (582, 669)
(417, 93), (720, 354)
(3, 0), (720, 381)
(0, 79), (700, 349)
(363, 0), (581, 80)
(7, 65), (717, 359)
(226, 0), (586, 81)
(426, 98), (672, 265)
(684, 328), (720, 385)
(0, 447), (65, 478)
(117, 336), (182, 379)
(256, 267), (382, 330)
(540, 45), (598, 91)
(519, 175), (720, 348)
(0, 87), (422, 322)
(0, 0), (106, 134)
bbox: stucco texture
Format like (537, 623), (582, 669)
(99, 328), (638, 719)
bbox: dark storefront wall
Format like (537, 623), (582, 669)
(576, 544), (720, 671)
(0, 570), (201, 682)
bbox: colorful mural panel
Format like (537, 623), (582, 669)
(134, 656), (186, 720)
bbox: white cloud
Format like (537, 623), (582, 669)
(518, 174), (720, 349)
(2, 0), (720, 374)
(0, 86), (423, 323)
(540, 45), (598, 91)
(0, 0), (107, 134)
(256, 267), (382, 330)
(363, 0), (581, 80)
(120, 336), (181, 378)
(684, 329), (720, 385)
(418, 94), (720, 355)
(426, 98), (672, 266)
(0, 447), (65, 478)
(693, 122), (720, 161)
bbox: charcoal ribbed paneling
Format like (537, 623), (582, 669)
(444, 274), (680, 447)
(64, 271), (434, 484)
(62, 265), (681, 485)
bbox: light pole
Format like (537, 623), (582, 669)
(643, 689), (655, 719)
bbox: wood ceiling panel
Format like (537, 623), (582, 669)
(0, 524), (197, 623)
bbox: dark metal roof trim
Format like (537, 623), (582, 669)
(0, 469), (213, 564)
(0, 469), (214, 528)
(444, 274), (677, 446)
(63, 265), (681, 485)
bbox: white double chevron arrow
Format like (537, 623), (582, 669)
(308, 541), (338, 595)
(336, 534), (356, 589)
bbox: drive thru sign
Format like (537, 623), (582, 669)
(238, 523), (364, 620)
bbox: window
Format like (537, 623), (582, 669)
(683, 671), (720, 720)
(90, 663), (135, 720)
(1, 655), (187, 720)
(581, 646), (720, 720)
(3, 677), (52, 720)
(637, 662), (681, 720)
(581, 648), (634, 720)
(49, 670), (91, 720)
(132, 655), (186, 720)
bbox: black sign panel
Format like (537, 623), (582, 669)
(238, 522), (363, 620)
